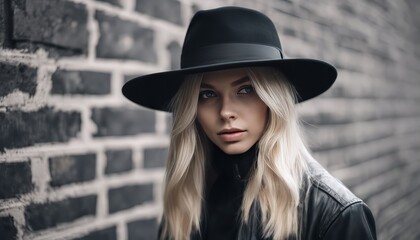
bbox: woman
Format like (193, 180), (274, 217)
(122, 6), (377, 240)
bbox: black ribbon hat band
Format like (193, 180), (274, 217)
(181, 43), (284, 68)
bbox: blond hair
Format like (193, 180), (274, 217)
(161, 67), (310, 240)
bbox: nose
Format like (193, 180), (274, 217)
(219, 95), (237, 121)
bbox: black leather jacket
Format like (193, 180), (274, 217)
(159, 146), (377, 240)
(293, 159), (376, 240)
(231, 158), (377, 240)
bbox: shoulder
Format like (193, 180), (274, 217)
(301, 159), (377, 240)
(306, 158), (360, 208)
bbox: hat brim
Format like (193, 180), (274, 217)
(122, 58), (337, 112)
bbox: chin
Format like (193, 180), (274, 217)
(217, 142), (252, 155)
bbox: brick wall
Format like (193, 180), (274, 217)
(0, 0), (419, 239)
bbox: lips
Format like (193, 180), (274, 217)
(217, 128), (246, 135)
(217, 128), (246, 142)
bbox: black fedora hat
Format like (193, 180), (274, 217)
(122, 6), (337, 112)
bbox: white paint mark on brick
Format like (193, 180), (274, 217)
(111, 70), (124, 101)
(155, 111), (168, 134)
(0, 49), (51, 65)
(133, 145), (142, 170)
(125, 0), (136, 11)
(81, 106), (95, 142)
(96, 148), (108, 219)
(0, 134), (170, 160)
(154, 177), (164, 218)
(87, 1), (99, 63)
(180, 0), (193, 25)
(31, 156), (51, 197)
(57, 58), (162, 73)
(117, 220), (128, 240)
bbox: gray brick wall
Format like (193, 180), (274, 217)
(0, 0), (419, 239)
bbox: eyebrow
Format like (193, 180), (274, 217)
(200, 76), (250, 88)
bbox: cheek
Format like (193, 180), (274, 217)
(251, 102), (269, 131)
(197, 105), (214, 132)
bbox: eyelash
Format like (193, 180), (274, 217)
(199, 90), (216, 99)
(238, 85), (254, 94)
(199, 85), (254, 99)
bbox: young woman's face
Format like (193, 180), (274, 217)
(197, 68), (268, 155)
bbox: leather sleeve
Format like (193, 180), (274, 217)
(322, 202), (377, 240)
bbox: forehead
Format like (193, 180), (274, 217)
(202, 68), (249, 85)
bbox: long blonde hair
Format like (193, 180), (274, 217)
(161, 67), (310, 240)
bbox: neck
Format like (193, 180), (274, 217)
(210, 143), (258, 181)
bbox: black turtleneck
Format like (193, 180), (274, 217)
(203, 144), (257, 240)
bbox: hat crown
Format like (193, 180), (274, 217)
(182, 7), (282, 52)
(181, 7), (283, 68)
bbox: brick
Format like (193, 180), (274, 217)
(0, 62), (37, 98)
(124, 74), (140, 84)
(108, 184), (153, 213)
(0, 107), (81, 151)
(368, 0), (390, 12)
(12, 0), (88, 56)
(105, 149), (133, 175)
(143, 147), (167, 169)
(338, 2), (356, 15)
(49, 154), (96, 187)
(135, 0), (182, 25)
(0, 216), (18, 240)
(25, 195), (97, 231)
(335, 28), (368, 54)
(2, 0), (15, 49)
(127, 218), (158, 240)
(91, 107), (155, 137)
(51, 70), (111, 95)
(0, 2), (4, 47)
(73, 226), (117, 240)
(283, 27), (296, 37)
(0, 161), (33, 199)
(167, 41), (181, 70)
(95, 11), (157, 62)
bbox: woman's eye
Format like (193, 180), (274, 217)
(199, 90), (216, 99)
(238, 85), (254, 94)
